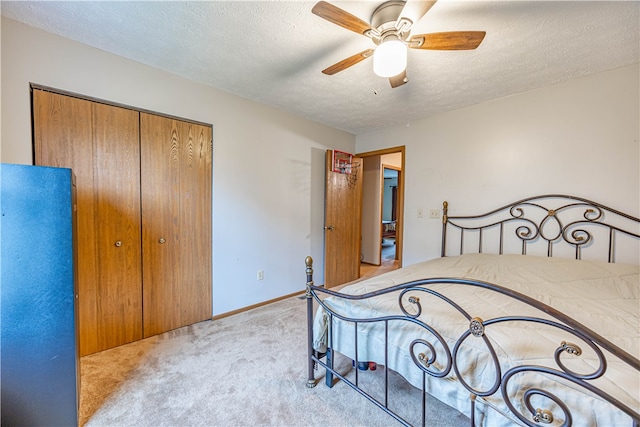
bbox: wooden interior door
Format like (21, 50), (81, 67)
(140, 113), (212, 337)
(323, 150), (363, 287)
(33, 89), (143, 356)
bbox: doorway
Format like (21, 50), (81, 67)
(381, 165), (399, 261)
(357, 146), (404, 280)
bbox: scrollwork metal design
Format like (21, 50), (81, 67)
(539, 211), (563, 242)
(510, 205), (526, 219)
(409, 335), (453, 378)
(554, 338), (605, 381)
(515, 223), (538, 241)
(509, 205), (541, 243)
(398, 291), (423, 318)
(410, 339), (439, 371)
(524, 388), (566, 426)
(582, 206), (604, 221)
(562, 224), (593, 247)
(400, 291), (454, 378)
(443, 195), (639, 261)
(503, 368), (580, 427)
(452, 327), (503, 397)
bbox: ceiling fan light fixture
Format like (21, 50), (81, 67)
(373, 39), (407, 78)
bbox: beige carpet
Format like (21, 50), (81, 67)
(80, 295), (470, 426)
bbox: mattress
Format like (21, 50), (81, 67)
(312, 254), (639, 426)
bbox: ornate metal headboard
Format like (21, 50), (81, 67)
(441, 194), (640, 263)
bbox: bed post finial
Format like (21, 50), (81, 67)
(305, 256), (314, 296)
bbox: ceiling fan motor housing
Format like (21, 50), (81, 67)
(369, 1), (411, 45)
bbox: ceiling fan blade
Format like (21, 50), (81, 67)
(312, 1), (373, 36)
(397, 0), (437, 29)
(322, 49), (374, 75)
(389, 70), (408, 88)
(409, 31), (486, 50)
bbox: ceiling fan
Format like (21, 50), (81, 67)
(312, 0), (486, 88)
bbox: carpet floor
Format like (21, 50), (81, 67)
(80, 295), (470, 426)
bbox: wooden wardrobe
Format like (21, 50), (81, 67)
(32, 87), (212, 356)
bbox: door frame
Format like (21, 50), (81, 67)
(357, 146), (405, 267)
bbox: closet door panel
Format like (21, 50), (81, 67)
(33, 90), (100, 355)
(140, 113), (182, 336)
(34, 90), (143, 355)
(92, 102), (143, 351)
(178, 121), (212, 326)
(140, 113), (212, 337)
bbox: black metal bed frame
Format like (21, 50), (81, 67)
(305, 195), (640, 426)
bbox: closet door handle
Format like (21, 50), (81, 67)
(324, 225), (335, 231)
(114, 240), (123, 247)
(158, 238), (166, 244)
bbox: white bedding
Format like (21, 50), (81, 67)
(312, 254), (639, 426)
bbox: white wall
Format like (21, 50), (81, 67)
(1, 17), (356, 315)
(356, 64), (640, 266)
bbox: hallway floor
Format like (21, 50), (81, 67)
(359, 238), (398, 280)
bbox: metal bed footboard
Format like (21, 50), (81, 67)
(304, 256), (640, 426)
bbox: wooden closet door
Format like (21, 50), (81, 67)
(33, 90), (143, 356)
(140, 113), (212, 337)
(91, 102), (143, 352)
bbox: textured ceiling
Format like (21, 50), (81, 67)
(2, 1), (639, 135)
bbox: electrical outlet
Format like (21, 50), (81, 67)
(257, 270), (264, 281)
(429, 209), (440, 219)
(417, 208), (424, 218)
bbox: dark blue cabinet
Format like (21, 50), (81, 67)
(1, 163), (79, 426)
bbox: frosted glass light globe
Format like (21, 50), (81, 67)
(373, 40), (407, 78)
